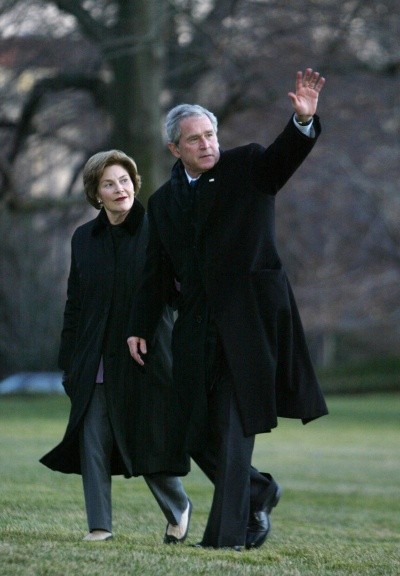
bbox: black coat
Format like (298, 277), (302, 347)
(130, 117), (328, 448)
(40, 202), (189, 477)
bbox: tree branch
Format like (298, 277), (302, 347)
(0, 155), (15, 200)
(51, 0), (106, 42)
(5, 194), (87, 212)
(9, 74), (107, 163)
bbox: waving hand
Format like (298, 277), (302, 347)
(288, 68), (326, 121)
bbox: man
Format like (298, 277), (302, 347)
(128, 68), (329, 550)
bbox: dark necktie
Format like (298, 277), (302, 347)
(189, 179), (199, 208)
(188, 179), (200, 222)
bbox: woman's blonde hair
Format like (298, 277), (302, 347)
(83, 150), (142, 209)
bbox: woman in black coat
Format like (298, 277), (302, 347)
(40, 150), (191, 543)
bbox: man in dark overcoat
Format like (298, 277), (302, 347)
(128, 69), (329, 550)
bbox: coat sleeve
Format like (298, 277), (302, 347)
(250, 114), (321, 194)
(57, 236), (81, 373)
(128, 201), (176, 344)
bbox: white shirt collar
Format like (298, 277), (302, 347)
(185, 169), (200, 184)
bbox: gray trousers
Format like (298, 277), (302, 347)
(79, 384), (188, 533)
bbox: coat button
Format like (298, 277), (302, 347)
(195, 314), (202, 323)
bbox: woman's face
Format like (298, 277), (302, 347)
(97, 164), (135, 224)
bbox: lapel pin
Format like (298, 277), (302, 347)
(209, 178), (215, 182)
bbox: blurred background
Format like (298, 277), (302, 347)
(0, 0), (399, 392)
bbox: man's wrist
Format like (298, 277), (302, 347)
(295, 114), (313, 126)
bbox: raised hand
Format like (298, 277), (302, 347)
(288, 68), (326, 120)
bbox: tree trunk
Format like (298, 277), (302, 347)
(107, 0), (166, 205)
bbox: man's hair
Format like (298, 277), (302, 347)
(83, 149), (141, 209)
(165, 104), (218, 145)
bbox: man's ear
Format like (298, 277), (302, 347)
(168, 142), (181, 159)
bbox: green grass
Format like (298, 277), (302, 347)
(318, 356), (400, 394)
(0, 393), (399, 575)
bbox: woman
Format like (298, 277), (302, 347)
(40, 150), (191, 542)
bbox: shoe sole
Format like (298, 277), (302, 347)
(83, 534), (113, 542)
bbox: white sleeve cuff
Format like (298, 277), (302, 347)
(293, 115), (314, 138)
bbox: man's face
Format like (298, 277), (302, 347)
(168, 115), (220, 178)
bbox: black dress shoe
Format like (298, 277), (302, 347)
(245, 477), (282, 549)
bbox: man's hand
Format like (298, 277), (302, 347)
(288, 68), (326, 121)
(127, 336), (147, 366)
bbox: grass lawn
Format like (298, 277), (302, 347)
(0, 393), (399, 575)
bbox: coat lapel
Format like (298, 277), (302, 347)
(164, 159), (220, 237)
(161, 161), (190, 234)
(196, 165), (220, 235)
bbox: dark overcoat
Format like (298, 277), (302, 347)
(130, 116), (328, 448)
(40, 201), (189, 477)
